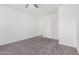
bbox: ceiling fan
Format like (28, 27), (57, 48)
(25, 4), (39, 8)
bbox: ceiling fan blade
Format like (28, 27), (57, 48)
(25, 4), (29, 8)
(34, 4), (39, 8)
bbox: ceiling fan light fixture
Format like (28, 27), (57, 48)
(25, 4), (29, 8)
(33, 4), (39, 8)
(25, 4), (39, 8)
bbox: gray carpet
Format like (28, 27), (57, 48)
(0, 36), (79, 55)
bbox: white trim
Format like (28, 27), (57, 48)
(77, 48), (79, 54)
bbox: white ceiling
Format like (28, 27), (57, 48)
(7, 4), (61, 17)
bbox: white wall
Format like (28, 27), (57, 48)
(0, 5), (58, 46)
(76, 5), (79, 53)
(59, 5), (78, 48)
(38, 13), (58, 39)
(0, 5), (38, 45)
(1, 4), (79, 52)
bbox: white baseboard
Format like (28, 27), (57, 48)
(0, 35), (41, 46)
(77, 48), (79, 54)
(59, 41), (77, 48)
(43, 35), (58, 40)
